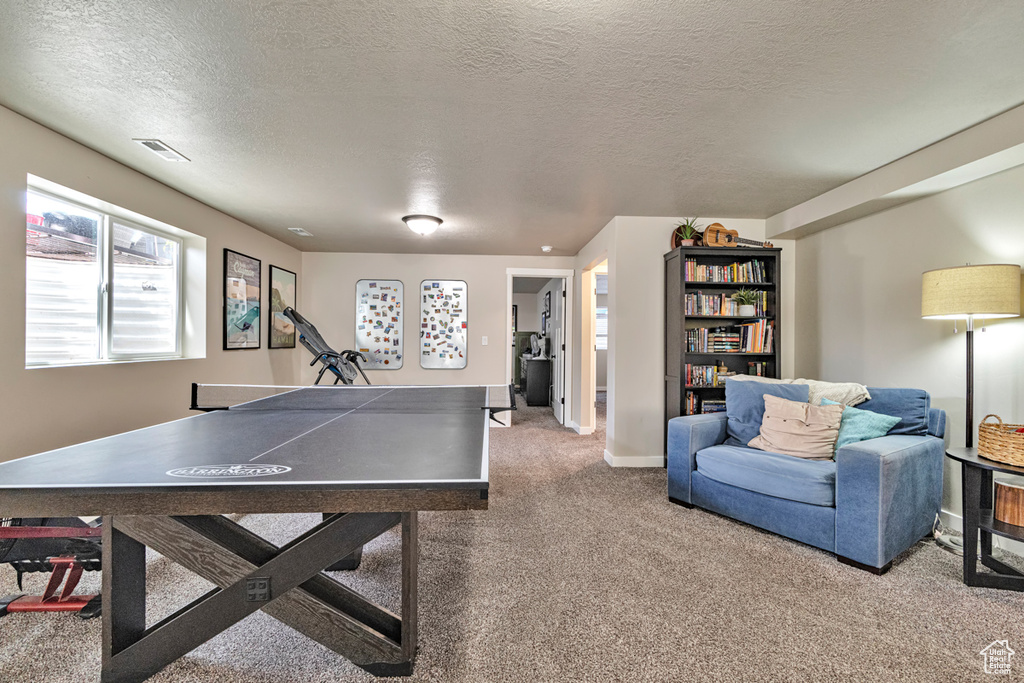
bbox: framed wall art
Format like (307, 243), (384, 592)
(419, 279), (467, 369)
(223, 249), (261, 350)
(269, 265), (297, 349)
(356, 280), (404, 369)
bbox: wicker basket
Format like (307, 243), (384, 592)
(978, 415), (1024, 467)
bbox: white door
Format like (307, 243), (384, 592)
(552, 280), (565, 424)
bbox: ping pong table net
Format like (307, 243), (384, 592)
(190, 384), (516, 420)
(284, 307), (370, 386)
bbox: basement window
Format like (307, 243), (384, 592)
(25, 185), (186, 366)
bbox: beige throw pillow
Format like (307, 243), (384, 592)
(748, 394), (844, 460)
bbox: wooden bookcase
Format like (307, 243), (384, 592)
(664, 245), (782, 424)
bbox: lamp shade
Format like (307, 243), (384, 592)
(921, 264), (1021, 319)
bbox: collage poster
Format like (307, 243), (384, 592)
(355, 280), (403, 369)
(419, 280), (467, 369)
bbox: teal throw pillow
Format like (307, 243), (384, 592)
(822, 398), (901, 450)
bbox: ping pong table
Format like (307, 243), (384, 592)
(0, 384), (511, 681)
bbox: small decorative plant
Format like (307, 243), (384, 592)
(731, 288), (759, 306)
(671, 218), (704, 246)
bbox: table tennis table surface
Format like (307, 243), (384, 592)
(0, 385), (505, 496)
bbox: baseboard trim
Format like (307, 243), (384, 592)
(603, 450), (665, 468)
(567, 420), (595, 435)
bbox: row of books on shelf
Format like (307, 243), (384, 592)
(684, 258), (769, 284)
(685, 322), (775, 353)
(685, 391), (726, 415)
(747, 361), (770, 376)
(684, 291), (768, 317)
(686, 362), (772, 389)
(685, 363), (738, 387)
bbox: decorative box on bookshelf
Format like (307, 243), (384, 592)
(665, 245), (782, 427)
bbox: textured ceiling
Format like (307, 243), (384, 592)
(1, 1), (1023, 255)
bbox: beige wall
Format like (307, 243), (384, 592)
(300, 252), (573, 386)
(513, 294), (540, 332)
(570, 216), (793, 464)
(0, 106), (304, 462)
(793, 163), (1024, 518)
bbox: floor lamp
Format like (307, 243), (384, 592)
(922, 263), (1021, 448)
(922, 263), (1021, 554)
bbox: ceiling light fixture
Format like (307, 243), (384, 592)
(288, 227), (314, 237)
(402, 214), (442, 236)
(132, 138), (190, 162)
(541, 245), (553, 253)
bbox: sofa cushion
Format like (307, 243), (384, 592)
(857, 388), (930, 436)
(696, 444), (837, 507)
(725, 378), (809, 446)
(822, 398), (902, 449)
(748, 395), (843, 460)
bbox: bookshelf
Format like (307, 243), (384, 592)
(665, 245), (782, 424)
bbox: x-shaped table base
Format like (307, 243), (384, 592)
(101, 512), (418, 682)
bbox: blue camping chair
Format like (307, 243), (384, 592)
(283, 307), (370, 385)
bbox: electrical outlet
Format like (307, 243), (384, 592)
(481, 336), (488, 345)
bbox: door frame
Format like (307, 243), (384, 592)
(506, 267), (575, 427)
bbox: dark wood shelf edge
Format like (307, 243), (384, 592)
(980, 511), (1024, 542)
(684, 315), (775, 320)
(683, 282), (775, 287)
(684, 352), (775, 356)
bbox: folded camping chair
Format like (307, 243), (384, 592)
(0, 517), (102, 619)
(283, 307), (371, 385)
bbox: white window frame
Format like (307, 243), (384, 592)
(26, 186), (185, 367)
(595, 306), (608, 351)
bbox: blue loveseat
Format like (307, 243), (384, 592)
(667, 385), (947, 573)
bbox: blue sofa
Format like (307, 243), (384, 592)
(667, 386), (947, 573)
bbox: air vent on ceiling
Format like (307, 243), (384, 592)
(288, 228), (314, 237)
(132, 139), (190, 162)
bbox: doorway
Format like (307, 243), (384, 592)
(506, 268), (574, 427)
(576, 257), (608, 436)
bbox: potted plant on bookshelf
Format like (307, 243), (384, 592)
(671, 217), (703, 249)
(732, 288), (759, 317)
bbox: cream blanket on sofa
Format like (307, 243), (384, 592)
(729, 375), (871, 406)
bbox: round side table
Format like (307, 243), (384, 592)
(946, 447), (1024, 591)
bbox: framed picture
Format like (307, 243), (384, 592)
(512, 304), (518, 334)
(223, 249), (261, 350)
(269, 265), (297, 349)
(541, 312), (547, 336)
(419, 279), (467, 369)
(544, 291), (551, 315)
(356, 279), (404, 369)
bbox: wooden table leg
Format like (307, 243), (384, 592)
(962, 463), (981, 586)
(101, 516), (147, 683)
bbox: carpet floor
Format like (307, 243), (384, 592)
(2, 397), (1023, 682)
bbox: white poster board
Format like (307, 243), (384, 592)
(419, 279), (468, 369)
(355, 279), (403, 369)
